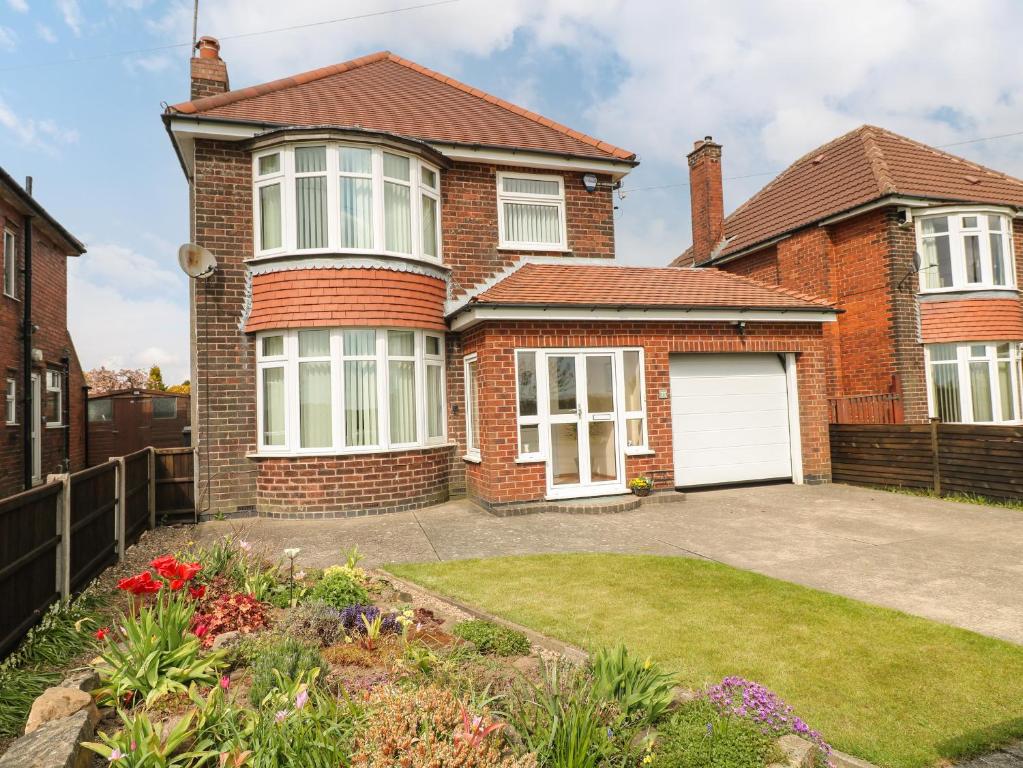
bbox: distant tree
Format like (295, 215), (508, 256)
(85, 367), (148, 394)
(147, 365), (167, 391)
(167, 380), (190, 395)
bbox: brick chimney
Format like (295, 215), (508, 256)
(190, 36), (229, 100)
(688, 136), (724, 265)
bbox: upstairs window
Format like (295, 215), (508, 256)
(3, 229), (16, 299)
(5, 379), (15, 424)
(253, 143), (441, 263)
(497, 172), (567, 251)
(917, 211), (1015, 292)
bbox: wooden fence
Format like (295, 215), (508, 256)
(0, 446), (196, 659)
(830, 422), (1023, 500)
(154, 447), (195, 523)
(828, 392), (903, 424)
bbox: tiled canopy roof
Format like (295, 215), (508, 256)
(470, 263), (835, 311)
(169, 52), (636, 163)
(686, 125), (1023, 264)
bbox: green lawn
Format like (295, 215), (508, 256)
(390, 554), (1023, 768)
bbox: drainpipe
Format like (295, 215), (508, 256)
(60, 351), (71, 472)
(82, 385), (91, 467)
(21, 176), (34, 491)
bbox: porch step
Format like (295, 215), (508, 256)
(485, 490), (684, 518)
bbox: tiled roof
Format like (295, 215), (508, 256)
(684, 125), (1023, 264)
(470, 263), (835, 311)
(919, 298), (1023, 343)
(169, 52), (635, 163)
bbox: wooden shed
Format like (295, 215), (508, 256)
(87, 389), (190, 466)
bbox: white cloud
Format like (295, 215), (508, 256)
(6, 0), (28, 12)
(0, 25), (16, 52)
(36, 23), (57, 43)
(0, 96), (79, 150)
(68, 242), (190, 384)
(127, 53), (172, 73)
(57, 0), (83, 36)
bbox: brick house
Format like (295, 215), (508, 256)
(0, 165), (88, 498)
(675, 127), (1023, 426)
(163, 38), (837, 518)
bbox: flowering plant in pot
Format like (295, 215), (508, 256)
(628, 477), (653, 497)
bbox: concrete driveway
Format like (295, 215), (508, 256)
(197, 483), (1023, 644)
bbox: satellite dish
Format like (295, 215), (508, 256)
(177, 243), (217, 279)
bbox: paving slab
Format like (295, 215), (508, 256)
(196, 483), (1023, 644)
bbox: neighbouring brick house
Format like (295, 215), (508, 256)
(163, 38), (838, 518)
(0, 165), (87, 498)
(675, 127), (1023, 426)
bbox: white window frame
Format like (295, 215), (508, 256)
(924, 341), (1023, 424)
(252, 142), (442, 264)
(45, 369), (62, 428)
(915, 207), (1016, 293)
(463, 354), (480, 461)
(3, 229), (16, 300)
(5, 378), (15, 425)
(496, 171), (568, 251)
(513, 350), (543, 461)
(255, 327), (446, 456)
(621, 348), (649, 453)
(424, 333), (446, 441)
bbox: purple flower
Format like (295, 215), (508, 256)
(295, 689), (309, 710)
(274, 709), (289, 723)
(338, 604), (400, 635)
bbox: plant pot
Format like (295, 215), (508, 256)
(632, 487), (651, 497)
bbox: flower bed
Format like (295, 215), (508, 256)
(2, 535), (835, 768)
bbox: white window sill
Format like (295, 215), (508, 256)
(514, 455), (545, 464)
(918, 285), (1017, 295)
(625, 448), (655, 456)
(247, 249), (446, 268)
(45, 423), (63, 429)
(3, 293), (19, 302)
(497, 245), (570, 253)
(462, 453), (481, 464)
(248, 441), (456, 459)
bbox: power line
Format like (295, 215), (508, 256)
(0, 0), (461, 73)
(622, 128), (1023, 195)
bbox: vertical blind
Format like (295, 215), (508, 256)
(262, 367), (285, 446)
(299, 362), (332, 447)
(389, 361), (416, 443)
(503, 203), (560, 244)
(259, 185), (282, 251)
(344, 360), (378, 447)
(426, 364), (443, 438)
(384, 153), (412, 254)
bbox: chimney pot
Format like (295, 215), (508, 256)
(195, 35), (221, 60)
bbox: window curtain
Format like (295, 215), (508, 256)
(503, 177), (559, 195)
(931, 363), (961, 422)
(389, 360), (416, 443)
(299, 362), (332, 448)
(969, 361), (993, 422)
(262, 367), (285, 446)
(421, 194), (438, 258)
(466, 360), (480, 452)
(259, 184), (282, 250)
(426, 363), (443, 438)
(503, 202), (560, 244)
(344, 360), (377, 446)
(385, 183), (412, 253)
(340, 177), (373, 248)
(296, 176), (327, 249)
(998, 361), (1016, 420)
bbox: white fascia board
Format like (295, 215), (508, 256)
(449, 305), (837, 331)
(816, 196), (934, 226)
(168, 117), (261, 141)
(427, 142), (635, 179)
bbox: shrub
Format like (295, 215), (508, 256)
(452, 620), (530, 657)
(191, 592), (272, 649)
(280, 602), (349, 646)
(649, 698), (780, 768)
(590, 644), (677, 724)
(353, 684), (535, 768)
(94, 593), (226, 706)
(249, 637), (325, 707)
(310, 567), (370, 609)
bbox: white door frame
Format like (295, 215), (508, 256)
(784, 353), (804, 485)
(30, 373), (41, 484)
(541, 349), (626, 500)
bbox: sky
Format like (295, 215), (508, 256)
(1, 0), (1022, 385)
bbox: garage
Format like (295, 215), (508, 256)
(670, 353), (800, 488)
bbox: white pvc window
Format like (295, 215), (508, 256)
(917, 210), (1015, 292)
(5, 378), (15, 425)
(425, 334), (445, 440)
(464, 354), (480, 460)
(256, 328), (446, 455)
(514, 351), (541, 459)
(3, 229), (16, 299)
(622, 349), (648, 450)
(45, 369), (62, 427)
(253, 143), (441, 263)
(497, 172), (567, 250)
(926, 342), (1022, 423)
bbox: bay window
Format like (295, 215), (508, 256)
(253, 142), (441, 262)
(497, 172), (567, 250)
(917, 210), (1015, 292)
(926, 342), (1022, 423)
(256, 328), (446, 454)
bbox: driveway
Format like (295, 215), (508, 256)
(197, 483), (1023, 644)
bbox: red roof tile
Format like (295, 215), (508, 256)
(919, 298), (1023, 343)
(169, 52), (635, 163)
(681, 125), (1023, 265)
(470, 263), (835, 311)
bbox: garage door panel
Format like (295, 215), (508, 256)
(670, 353), (793, 488)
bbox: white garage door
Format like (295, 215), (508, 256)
(670, 354), (793, 487)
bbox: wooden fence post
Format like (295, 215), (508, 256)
(148, 448), (157, 530)
(113, 457), (126, 559)
(929, 418), (942, 495)
(47, 473), (72, 599)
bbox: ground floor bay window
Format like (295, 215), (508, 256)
(926, 342), (1022, 423)
(256, 327), (446, 454)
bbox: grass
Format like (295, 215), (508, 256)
(390, 554), (1023, 768)
(875, 484), (1023, 512)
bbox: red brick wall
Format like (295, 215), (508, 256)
(255, 445), (453, 517)
(724, 247), (779, 285)
(0, 197), (86, 497)
(247, 268), (446, 332)
(443, 162), (615, 298)
(458, 320), (831, 508)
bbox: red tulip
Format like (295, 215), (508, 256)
(194, 623), (209, 638)
(94, 627), (109, 641)
(189, 585), (206, 600)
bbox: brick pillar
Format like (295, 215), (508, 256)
(886, 209), (928, 423)
(688, 136), (724, 265)
(190, 36), (229, 100)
